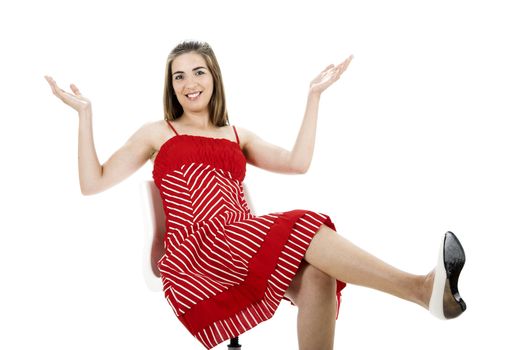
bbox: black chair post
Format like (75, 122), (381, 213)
(227, 337), (241, 349)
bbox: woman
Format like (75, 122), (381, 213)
(45, 40), (466, 350)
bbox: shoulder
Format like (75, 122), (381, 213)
(129, 120), (171, 149)
(232, 126), (257, 143)
(231, 126), (259, 149)
(136, 120), (172, 137)
(142, 119), (169, 132)
(129, 120), (160, 140)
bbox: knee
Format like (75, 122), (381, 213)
(290, 263), (336, 308)
(306, 264), (335, 288)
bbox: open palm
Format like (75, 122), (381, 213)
(310, 55), (353, 94)
(44, 75), (91, 113)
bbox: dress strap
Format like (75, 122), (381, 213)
(232, 125), (240, 145)
(166, 120), (179, 136)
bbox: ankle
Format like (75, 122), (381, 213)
(418, 271), (434, 309)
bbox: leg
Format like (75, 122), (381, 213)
(285, 261), (337, 350)
(304, 225), (432, 308)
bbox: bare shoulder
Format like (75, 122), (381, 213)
(233, 126), (258, 147)
(134, 120), (170, 144)
(143, 119), (178, 161)
(140, 119), (168, 134)
(122, 120), (172, 160)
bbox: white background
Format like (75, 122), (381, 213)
(1, 0), (524, 349)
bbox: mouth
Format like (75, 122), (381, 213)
(185, 91), (202, 101)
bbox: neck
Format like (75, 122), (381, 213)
(180, 111), (215, 130)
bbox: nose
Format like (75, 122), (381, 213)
(184, 74), (199, 89)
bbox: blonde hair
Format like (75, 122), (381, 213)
(163, 41), (229, 127)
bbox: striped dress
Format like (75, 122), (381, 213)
(152, 122), (345, 349)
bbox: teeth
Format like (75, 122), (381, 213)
(187, 92), (200, 98)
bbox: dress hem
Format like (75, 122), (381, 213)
(179, 210), (345, 349)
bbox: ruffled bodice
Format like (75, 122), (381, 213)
(153, 135), (247, 185)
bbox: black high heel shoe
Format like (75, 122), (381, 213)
(429, 231), (467, 319)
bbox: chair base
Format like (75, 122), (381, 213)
(227, 337), (241, 349)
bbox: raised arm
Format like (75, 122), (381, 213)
(240, 55), (352, 174)
(45, 76), (155, 195)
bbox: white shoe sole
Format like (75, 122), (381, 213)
(429, 234), (447, 319)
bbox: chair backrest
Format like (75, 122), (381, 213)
(140, 180), (256, 292)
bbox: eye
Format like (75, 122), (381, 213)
(173, 74), (183, 81)
(195, 70), (205, 76)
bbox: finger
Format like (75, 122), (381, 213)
(329, 65), (347, 83)
(46, 76), (65, 96)
(321, 64), (335, 74)
(45, 77), (76, 102)
(70, 83), (81, 96)
(343, 54), (353, 69)
(337, 55), (352, 67)
(334, 57), (352, 77)
(44, 75), (57, 90)
(45, 75), (58, 85)
(46, 77), (63, 96)
(338, 56), (352, 70)
(44, 76), (56, 93)
(314, 65), (334, 83)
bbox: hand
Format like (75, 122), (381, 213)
(309, 55), (353, 95)
(44, 75), (91, 113)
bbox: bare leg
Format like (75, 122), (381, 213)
(285, 261), (337, 350)
(304, 225), (433, 308)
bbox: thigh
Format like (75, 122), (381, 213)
(304, 224), (348, 274)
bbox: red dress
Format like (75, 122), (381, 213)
(152, 122), (345, 349)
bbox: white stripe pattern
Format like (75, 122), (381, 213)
(155, 162), (337, 349)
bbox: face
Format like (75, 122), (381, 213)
(171, 52), (214, 116)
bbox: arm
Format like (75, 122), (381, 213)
(241, 55), (353, 174)
(45, 76), (154, 195)
(240, 93), (322, 174)
(78, 110), (154, 195)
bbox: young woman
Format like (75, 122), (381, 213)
(45, 40), (466, 350)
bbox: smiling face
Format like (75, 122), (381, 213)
(170, 52), (214, 117)
(163, 41), (229, 126)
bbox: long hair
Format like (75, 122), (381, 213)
(163, 41), (229, 126)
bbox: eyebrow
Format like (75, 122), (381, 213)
(172, 66), (207, 75)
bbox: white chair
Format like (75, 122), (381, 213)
(140, 180), (255, 349)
